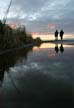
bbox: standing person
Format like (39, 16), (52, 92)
(55, 30), (59, 41)
(60, 29), (64, 40)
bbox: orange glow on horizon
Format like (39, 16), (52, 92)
(32, 47), (39, 51)
(32, 43), (74, 51)
(32, 33), (74, 40)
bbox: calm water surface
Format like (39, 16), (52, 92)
(0, 43), (74, 108)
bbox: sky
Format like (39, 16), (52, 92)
(0, 0), (74, 35)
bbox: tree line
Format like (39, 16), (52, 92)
(0, 20), (42, 50)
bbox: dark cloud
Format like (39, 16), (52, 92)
(0, 0), (74, 34)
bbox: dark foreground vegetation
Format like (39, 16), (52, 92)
(0, 20), (42, 50)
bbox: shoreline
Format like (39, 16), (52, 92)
(0, 43), (34, 55)
(0, 39), (74, 55)
(42, 39), (74, 45)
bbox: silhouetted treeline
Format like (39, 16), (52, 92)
(0, 20), (42, 50)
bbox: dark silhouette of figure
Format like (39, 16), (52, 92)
(60, 44), (64, 53)
(55, 44), (59, 53)
(55, 30), (59, 41)
(0, 70), (4, 87)
(60, 30), (64, 40)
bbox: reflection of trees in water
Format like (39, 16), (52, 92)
(55, 44), (64, 53)
(36, 43), (41, 48)
(32, 43), (41, 50)
(0, 46), (33, 87)
(0, 43), (64, 87)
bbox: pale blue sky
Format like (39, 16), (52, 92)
(0, 0), (74, 34)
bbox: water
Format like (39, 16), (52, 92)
(0, 43), (74, 107)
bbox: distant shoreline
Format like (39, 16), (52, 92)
(42, 39), (74, 45)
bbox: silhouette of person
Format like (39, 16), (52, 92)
(0, 70), (4, 87)
(60, 44), (64, 53)
(55, 44), (59, 53)
(55, 30), (59, 41)
(60, 30), (64, 40)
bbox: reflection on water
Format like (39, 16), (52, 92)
(33, 43), (65, 53)
(39, 43), (74, 49)
(0, 43), (74, 107)
(60, 44), (64, 53)
(55, 44), (64, 53)
(0, 46), (33, 87)
(55, 44), (59, 53)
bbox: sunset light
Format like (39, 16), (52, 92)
(0, 0), (74, 107)
(32, 33), (74, 41)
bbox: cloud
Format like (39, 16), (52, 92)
(0, 0), (74, 34)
